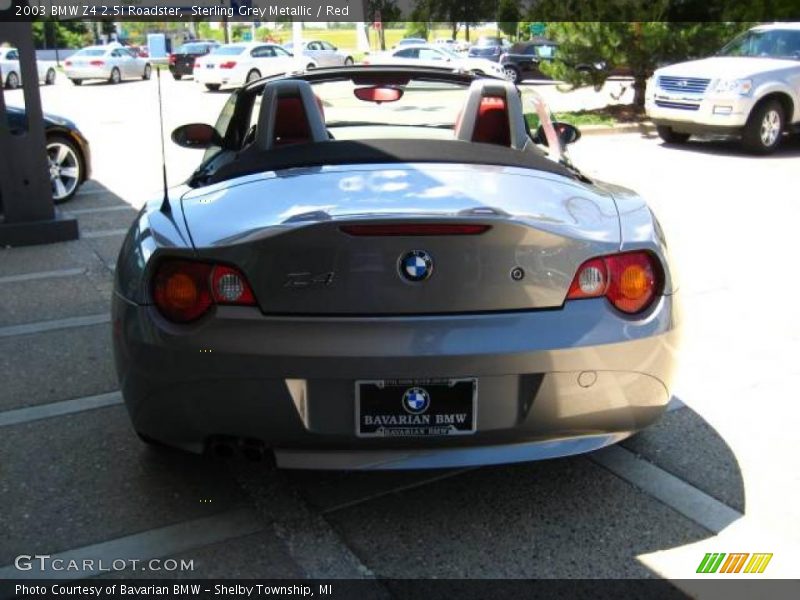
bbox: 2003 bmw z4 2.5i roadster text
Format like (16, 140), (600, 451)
(112, 66), (680, 469)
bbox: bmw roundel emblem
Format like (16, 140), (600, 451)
(399, 250), (433, 282)
(402, 387), (430, 414)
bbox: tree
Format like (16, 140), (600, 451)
(496, 0), (520, 39)
(540, 21), (750, 107)
(367, 1), (401, 50)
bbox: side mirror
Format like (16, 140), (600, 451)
(171, 123), (222, 149)
(332, 46), (338, 51)
(535, 121), (581, 147)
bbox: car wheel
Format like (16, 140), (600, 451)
(5, 71), (19, 89)
(70, 78), (82, 86)
(470, 69), (485, 76)
(45, 68), (56, 85)
(344, 57), (354, 66)
(172, 73), (182, 81)
(109, 67), (121, 84)
(306, 63), (315, 71)
(205, 83), (221, 91)
(742, 100), (784, 155)
(503, 66), (519, 83)
(656, 126), (691, 144)
(142, 64), (152, 80)
(246, 69), (261, 83)
(46, 135), (83, 203)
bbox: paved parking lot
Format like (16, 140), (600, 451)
(1, 73), (799, 590)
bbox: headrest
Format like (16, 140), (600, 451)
(454, 79), (530, 150)
(255, 80), (329, 151)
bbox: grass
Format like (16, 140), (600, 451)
(526, 105), (647, 129)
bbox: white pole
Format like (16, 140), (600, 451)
(356, 22), (370, 53)
(292, 21), (303, 69)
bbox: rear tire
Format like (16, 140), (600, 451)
(742, 99), (784, 155)
(246, 69), (261, 83)
(204, 83), (221, 91)
(70, 78), (82, 86)
(306, 63), (315, 71)
(503, 65), (519, 83)
(5, 71), (19, 89)
(344, 57), (354, 66)
(656, 126), (691, 144)
(45, 68), (56, 85)
(172, 73), (182, 81)
(109, 67), (121, 84)
(142, 64), (152, 80)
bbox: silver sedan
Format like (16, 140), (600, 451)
(64, 44), (152, 85)
(283, 40), (354, 67)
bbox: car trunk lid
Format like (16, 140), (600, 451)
(181, 164), (620, 315)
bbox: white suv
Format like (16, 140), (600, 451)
(645, 23), (800, 154)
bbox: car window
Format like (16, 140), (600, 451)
(306, 42), (320, 51)
(321, 42), (335, 51)
(252, 46), (276, 58)
(74, 48), (107, 57)
(419, 48), (445, 61)
(395, 48), (419, 59)
(274, 46), (291, 57)
(523, 45), (538, 56)
(719, 29), (800, 60)
(7, 49), (19, 60)
(213, 46), (246, 56)
(111, 49), (122, 57)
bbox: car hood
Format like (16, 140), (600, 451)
(4, 105), (77, 130)
(180, 162), (620, 249)
(656, 56), (800, 79)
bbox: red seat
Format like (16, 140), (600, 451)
(471, 96), (511, 146)
(273, 96), (325, 146)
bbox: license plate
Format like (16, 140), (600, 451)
(206, 64), (214, 69)
(356, 379), (477, 438)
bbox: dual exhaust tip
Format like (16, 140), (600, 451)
(206, 436), (269, 462)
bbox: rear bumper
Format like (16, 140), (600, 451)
(194, 68), (242, 87)
(63, 67), (110, 80)
(113, 294), (681, 468)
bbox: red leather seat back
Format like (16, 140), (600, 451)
(472, 96), (510, 146)
(273, 95), (326, 146)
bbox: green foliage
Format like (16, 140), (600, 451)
(404, 22), (429, 40)
(31, 22), (92, 49)
(540, 22), (751, 106)
(497, 0), (520, 38)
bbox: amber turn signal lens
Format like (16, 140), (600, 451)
(164, 273), (199, 309)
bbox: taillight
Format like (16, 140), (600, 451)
(566, 251), (661, 314)
(152, 260), (255, 323)
(219, 61), (237, 69)
(89, 60), (104, 66)
(194, 60), (201, 68)
(168, 53), (176, 64)
(65, 60), (72, 66)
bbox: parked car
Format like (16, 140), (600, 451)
(0, 47), (57, 88)
(283, 40), (354, 67)
(4, 106), (91, 202)
(194, 42), (311, 91)
(393, 37), (426, 49)
(113, 66), (679, 469)
(645, 22), (800, 154)
(364, 44), (506, 78)
(169, 41), (219, 80)
(499, 38), (558, 83)
(468, 36), (511, 62)
(64, 45), (152, 85)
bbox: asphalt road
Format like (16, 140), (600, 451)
(1, 72), (799, 591)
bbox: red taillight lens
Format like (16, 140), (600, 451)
(152, 260), (255, 323)
(340, 223), (491, 236)
(168, 54), (176, 64)
(219, 61), (237, 69)
(89, 60), (104, 66)
(194, 60), (201, 68)
(567, 251), (661, 314)
(65, 60), (72, 66)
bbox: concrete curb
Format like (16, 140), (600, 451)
(579, 122), (657, 136)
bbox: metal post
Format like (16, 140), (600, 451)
(0, 21), (78, 246)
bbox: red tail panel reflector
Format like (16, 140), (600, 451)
(89, 60), (105, 66)
(219, 61), (237, 69)
(340, 224), (491, 236)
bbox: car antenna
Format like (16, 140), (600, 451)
(156, 66), (170, 214)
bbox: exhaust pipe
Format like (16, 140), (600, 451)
(206, 436), (237, 459)
(241, 438), (266, 462)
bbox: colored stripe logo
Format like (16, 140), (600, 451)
(696, 553), (773, 574)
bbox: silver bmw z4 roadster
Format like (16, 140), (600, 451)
(112, 67), (680, 469)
